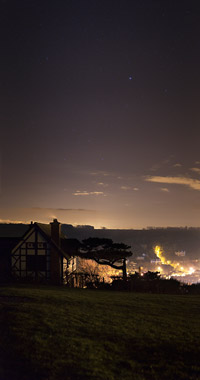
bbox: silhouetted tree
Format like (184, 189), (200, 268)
(79, 238), (132, 281)
(61, 238), (81, 256)
(158, 278), (181, 294)
(187, 283), (200, 295)
(143, 271), (160, 280)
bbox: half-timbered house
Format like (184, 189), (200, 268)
(0, 219), (76, 284)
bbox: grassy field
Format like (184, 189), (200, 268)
(0, 285), (200, 380)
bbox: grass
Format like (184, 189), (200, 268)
(0, 285), (200, 380)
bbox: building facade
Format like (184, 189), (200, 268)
(0, 219), (76, 284)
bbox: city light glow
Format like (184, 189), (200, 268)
(154, 245), (199, 282)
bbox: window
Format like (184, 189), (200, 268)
(37, 243), (47, 249)
(27, 242), (35, 248)
(26, 242), (47, 249)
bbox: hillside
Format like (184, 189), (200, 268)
(0, 285), (200, 380)
(62, 225), (200, 261)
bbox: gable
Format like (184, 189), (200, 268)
(12, 226), (38, 254)
(11, 226), (51, 280)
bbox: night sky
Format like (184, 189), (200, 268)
(1, 0), (200, 228)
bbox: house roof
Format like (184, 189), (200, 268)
(0, 221), (72, 260)
(36, 223), (67, 240)
(36, 223), (51, 238)
(9, 222), (70, 260)
(36, 223), (70, 259)
(0, 224), (29, 238)
(0, 224), (29, 258)
(0, 237), (21, 256)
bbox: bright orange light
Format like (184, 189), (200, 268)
(154, 245), (195, 278)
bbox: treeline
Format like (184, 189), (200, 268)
(84, 271), (200, 295)
(62, 224), (200, 260)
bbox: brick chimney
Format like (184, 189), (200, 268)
(50, 218), (60, 245)
(50, 219), (61, 285)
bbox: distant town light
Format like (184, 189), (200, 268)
(175, 251), (186, 257)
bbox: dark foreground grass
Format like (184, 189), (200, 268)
(0, 286), (200, 380)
